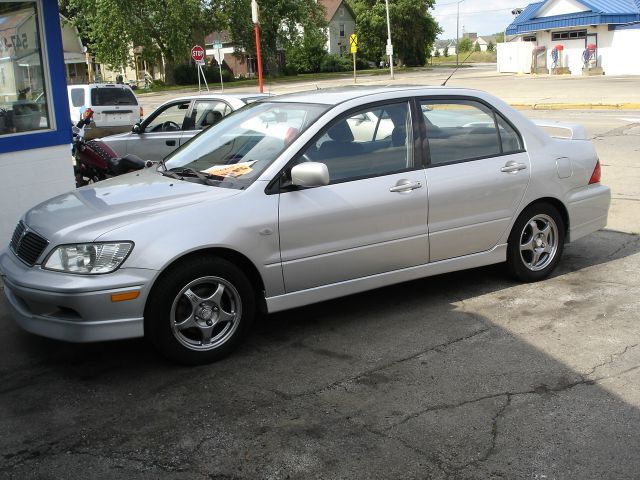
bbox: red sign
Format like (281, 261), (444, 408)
(191, 45), (205, 62)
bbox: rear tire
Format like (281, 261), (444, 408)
(145, 256), (255, 364)
(506, 202), (565, 282)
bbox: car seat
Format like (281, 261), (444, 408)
(201, 110), (223, 128)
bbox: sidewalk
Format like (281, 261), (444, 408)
(143, 66), (640, 111)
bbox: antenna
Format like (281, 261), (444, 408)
(441, 50), (475, 86)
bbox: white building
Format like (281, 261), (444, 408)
(500, 0), (640, 75)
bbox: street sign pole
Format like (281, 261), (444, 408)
(218, 48), (224, 92)
(191, 45), (209, 93)
(350, 33), (358, 83)
(213, 42), (224, 92)
(353, 52), (356, 83)
(252, 0), (264, 93)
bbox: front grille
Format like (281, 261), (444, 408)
(9, 221), (49, 266)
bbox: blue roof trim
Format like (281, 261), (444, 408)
(0, 1), (71, 155)
(507, 0), (640, 35)
(609, 20), (640, 27)
(507, 12), (640, 34)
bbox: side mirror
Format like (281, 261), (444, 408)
(132, 123), (142, 134)
(290, 162), (329, 187)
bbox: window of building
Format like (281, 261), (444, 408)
(0, 1), (50, 136)
(339, 24), (345, 37)
(522, 35), (537, 42)
(339, 6), (344, 17)
(552, 30), (586, 40)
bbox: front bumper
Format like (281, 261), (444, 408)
(0, 250), (157, 342)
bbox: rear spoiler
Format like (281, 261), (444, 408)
(533, 119), (589, 140)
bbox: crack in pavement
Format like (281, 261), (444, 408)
(584, 344), (639, 377)
(271, 327), (492, 400)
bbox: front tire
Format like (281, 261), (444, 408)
(506, 202), (565, 282)
(145, 256), (255, 364)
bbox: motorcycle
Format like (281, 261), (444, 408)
(72, 108), (148, 187)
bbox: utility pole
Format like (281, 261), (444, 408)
(251, 0), (264, 93)
(384, 0), (394, 80)
(456, 0), (464, 66)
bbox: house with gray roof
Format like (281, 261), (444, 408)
(503, 0), (640, 74)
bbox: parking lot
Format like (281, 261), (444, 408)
(1, 72), (640, 478)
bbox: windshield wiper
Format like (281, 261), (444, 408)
(164, 167), (223, 185)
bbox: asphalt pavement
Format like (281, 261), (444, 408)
(1, 70), (640, 479)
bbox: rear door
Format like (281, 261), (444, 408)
(127, 100), (191, 160)
(420, 98), (530, 262)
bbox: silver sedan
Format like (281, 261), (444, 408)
(98, 93), (269, 161)
(0, 86), (610, 364)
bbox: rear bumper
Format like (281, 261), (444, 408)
(0, 250), (155, 342)
(567, 183), (611, 242)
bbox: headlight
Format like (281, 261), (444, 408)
(43, 242), (133, 274)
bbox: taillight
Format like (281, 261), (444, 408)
(139, 106), (144, 118)
(588, 160), (601, 184)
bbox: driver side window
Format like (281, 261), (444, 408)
(301, 101), (414, 183)
(145, 102), (190, 132)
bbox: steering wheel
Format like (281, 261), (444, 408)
(151, 121), (180, 132)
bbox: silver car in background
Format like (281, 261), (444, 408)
(0, 86), (610, 364)
(98, 93), (269, 161)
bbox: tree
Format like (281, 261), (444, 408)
(443, 46), (449, 57)
(349, 0), (441, 66)
(458, 37), (473, 53)
(494, 32), (505, 43)
(285, 28), (328, 74)
(487, 41), (495, 52)
(474, 41), (481, 52)
(60, 0), (223, 84)
(221, 0), (326, 76)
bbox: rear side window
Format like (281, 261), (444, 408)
(70, 88), (85, 107)
(90, 87), (138, 106)
(421, 100), (501, 165)
(496, 114), (523, 153)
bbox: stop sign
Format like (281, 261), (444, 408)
(191, 45), (205, 62)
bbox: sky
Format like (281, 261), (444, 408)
(431, 0), (531, 40)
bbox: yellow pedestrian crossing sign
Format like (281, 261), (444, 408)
(350, 34), (358, 53)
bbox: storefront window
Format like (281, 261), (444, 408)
(0, 1), (49, 136)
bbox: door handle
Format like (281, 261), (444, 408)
(389, 180), (422, 193)
(166, 140), (176, 146)
(501, 161), (527, 173)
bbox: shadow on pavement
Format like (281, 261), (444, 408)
(1, 229), (639, 478)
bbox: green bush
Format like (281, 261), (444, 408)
(285, 32), (328, 74)
(320, 54), (351, 72)
(173, 63), (234, 85)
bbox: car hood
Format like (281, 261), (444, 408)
(23, 168), (240, 244)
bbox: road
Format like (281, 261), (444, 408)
(1, 96), (640, 477)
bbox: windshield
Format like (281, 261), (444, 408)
(163, 102), (327, 189)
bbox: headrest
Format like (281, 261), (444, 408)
(327, 121), (354, 142)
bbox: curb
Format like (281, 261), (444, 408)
(510, 103), (640, 110)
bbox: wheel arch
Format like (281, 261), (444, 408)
(519, 197), (570, 241)
(145, 247), (267, 317)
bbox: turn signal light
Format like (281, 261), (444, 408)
(111, 291), (140, 302)
(588, 160), (601, 184)
(139, 106), (144, 118)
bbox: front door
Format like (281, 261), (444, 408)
(278, 100), (430, 293)
(129, 101), (190, 160)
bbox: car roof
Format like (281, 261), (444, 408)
(168, 93), (271, 103)
(67, 83), (134, 90)
(266, 85), (483, 105)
